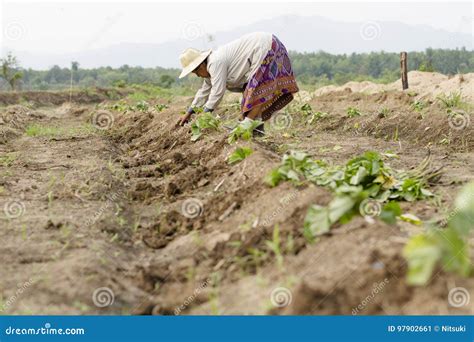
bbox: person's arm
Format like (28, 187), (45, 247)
(191, 78), (212, 109)
(178, 79), (212, 126)
(204, 61), (227, 111)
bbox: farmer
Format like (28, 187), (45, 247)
(177, 32), (299, 133)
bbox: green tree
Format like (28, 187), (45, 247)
(0, 52), (23, 90)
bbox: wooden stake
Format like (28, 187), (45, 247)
(400, 52), (408, 90)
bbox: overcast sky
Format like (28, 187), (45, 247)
(1, 1), (473, 54)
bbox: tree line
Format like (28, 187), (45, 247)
(1, 47), (473, 91)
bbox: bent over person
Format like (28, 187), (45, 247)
(177, 32), (299, 133)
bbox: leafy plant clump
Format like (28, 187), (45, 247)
(155, 103), (169, 112)
(135, 100), (149, 112)
(436, 92), (463, 109)
(307, 111), (329, 125)
(228, 119), (263, 144)
(190, 112), (221, 141)
(411, 100), (426, 112)
(378, 107), (391, 118)
(265, 151), (440, 239)
(300, 103), (313, 117)
(403, 182), (474, 285)
(347, 107), (361, 118)
(227, 147), (253, 165)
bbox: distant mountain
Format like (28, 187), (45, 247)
(4, 15), (472, 70)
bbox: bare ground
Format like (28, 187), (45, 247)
(0, 89), (473, 315)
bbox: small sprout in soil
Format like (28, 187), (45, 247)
(190, 112), (221, 141)
(439, 135), (451, 145)
(227, 146), (253, 165)
(265, 225), (284, 270)
(307, 111), (328, 125)
(378, 107), (391, 118)
(135, 100), (149, 112)
(436, 91), (464, 109)
(300, 103), (313, 117)
(155, 103), (169, 112)
(227, 119), (263, 144)
(411, 100), (426, 112)
(346, 107), (361, 118)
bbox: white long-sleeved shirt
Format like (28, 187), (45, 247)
(191, 32), (273, 110)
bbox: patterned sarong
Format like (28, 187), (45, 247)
(241, 35), (299, 121)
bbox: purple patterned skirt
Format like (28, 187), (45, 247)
(241, 35), (299, 121)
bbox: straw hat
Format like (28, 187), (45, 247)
(179, 48), (212, 78)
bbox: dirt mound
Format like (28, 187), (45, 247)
(307, 91), (473, 152)
(0, 88), (129, 106)
(0, 105), (38, 143)
(315, 71), (474, 103)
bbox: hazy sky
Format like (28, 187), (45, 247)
(1, 1), (473, 54)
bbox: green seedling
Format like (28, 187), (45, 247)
(347, 107), (361, 117)
(267, 150), (440, 240)
(378, 107), (391, 118)
(307, 111), (328, 124)
(155, 104), (169, 112)
(300, 103), (313, 117)
(265, 225), (284, 270)
(437, 92), (464, 109)
(411, 100), (426, 112)
(227, 119), (263, 144)
(227, 147), (253, 164)
(190, 112), (221, 141)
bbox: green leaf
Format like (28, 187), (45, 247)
(227, 147), (253, 165)
(350, 167), (368, 185)
(264, 169), (283, 187)
(403, 233), (442, 286)
(449, 181), (474, 236)
(399, 213), (423, 226)
(303, 205), (331, 237)
(228, 119), (262, 144)
(328, 195), (357, 223)
(438, 228), (471, 276)
(379, 201), (402, 225)
(190, 112), (220, 141)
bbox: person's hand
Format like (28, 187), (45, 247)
(177, 112), (193, 127)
